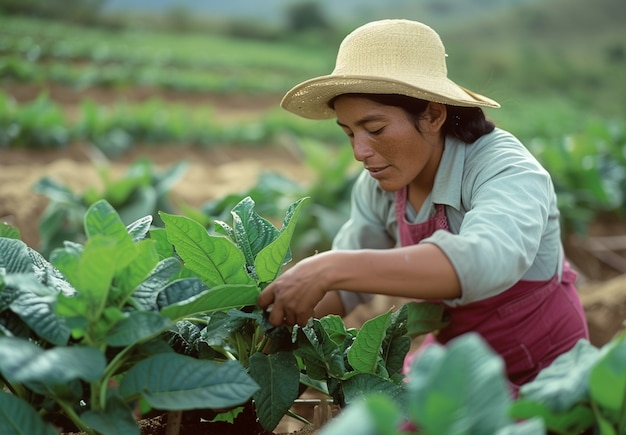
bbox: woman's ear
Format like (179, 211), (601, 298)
(424, 102), (447, 132)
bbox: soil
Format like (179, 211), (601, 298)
(2, 83), (626, 433)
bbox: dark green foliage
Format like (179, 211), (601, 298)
(322, 333), (626, 435)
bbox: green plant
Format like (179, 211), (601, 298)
(1, 194), (448, 433)
(511, 335), (626, 434)
(320, 331), (626, 435)
(527, 120), (626, 235)
(295, 302), (449, 409)
(200, 137), (359, 260)
(161, 195), (447, 431)
(0, 199), (262, 434)
(0, 92), (70, 148)
(33, 157), (187, 258)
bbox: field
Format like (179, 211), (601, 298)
(1, 6), (626, 433)
(1, 7), (626, 332)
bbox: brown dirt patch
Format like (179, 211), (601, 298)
(0, 142), (311, 249)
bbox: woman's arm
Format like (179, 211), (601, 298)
(314, 291), (346, 318)
(257, 243), (460, 326)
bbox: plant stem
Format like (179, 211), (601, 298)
(165, 410), (182, 435)
(58, 400), (94, 434)
(257, 335), (269, 354)
(99, 345), (132, 408)
(184, 316), (208, 325)
(213, 346), (237, 361)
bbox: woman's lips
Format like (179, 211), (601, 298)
(366, 165), (390, 179)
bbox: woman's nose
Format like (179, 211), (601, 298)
(352, 135), (374, 161)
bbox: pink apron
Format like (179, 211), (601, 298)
(395, 187), (589, 390)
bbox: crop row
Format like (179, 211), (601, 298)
(2, 90), (626, 238)
(0, 16), (333, 92)
(0, 91), (345, 154)
(0, 54), (301, 94)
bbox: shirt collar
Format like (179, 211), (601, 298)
(431, 135), (465, 211)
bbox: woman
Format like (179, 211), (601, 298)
(257, 19), (588, 388)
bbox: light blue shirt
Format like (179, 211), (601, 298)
(333, 128), (563, 313)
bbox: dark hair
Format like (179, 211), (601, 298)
(328, 93), (495, 144)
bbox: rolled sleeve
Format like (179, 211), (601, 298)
(424, 133), (558, 306)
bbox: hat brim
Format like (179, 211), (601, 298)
(281, 74), (500, 120)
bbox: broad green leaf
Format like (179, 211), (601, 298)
(296, 319), (346, 380)
(0, 238), (32, 274)
(213, 218), (236, 240)
(0, 223), (20, 240)
(341, 372), (404, 406)
(148, 227), (175, 259)
(169, 319), (205, 355)
(0, 392), (58, 435)
(101, 161), (150, 207)
(38, 202), (82, 254)
(509, 400), (595, 434)
(156, 277), (209, 308)
(200, 312), (247, 346)
(597, 415), (618, 435)
(382, 304), (412, 377)
(119, 354), (259, 409)
(113, 239), (159, 303)
(53, 235), (119, 320)
(84, 200), (136, 270)
(160, 212), (253, 286)
(495, 418), (546, 435)
(320, 393), (401, 435)
(231, 196), (280, 267)
(32, 176), (81, 204)
(26, 246), (75, 296)
(126, 215), (153, 242)
(0, 337), (105, 386)
(254, 197), (308, 283)
(82, 393), (140, 435)
(383, 335), (411, 378)
(407, 333), (512, 434)
(348, 310), (391, 374)
(405, 301), (449, 337)
(519, 339), (601, 413)
(131, 257), (181, 311)
(106, 311), (173, 346)
(160, 283), (259, 321)
(4, 274), (71, 345)
(589, 335), (626, 416)
(249, 351), (300, 431)
(319, 314), (350, 346)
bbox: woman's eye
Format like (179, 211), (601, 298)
(341, 128), (354, 138)
(369, 127), (384, 135)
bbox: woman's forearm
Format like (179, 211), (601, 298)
(320, 244), (461, 300)
(258, 244), (461, 326)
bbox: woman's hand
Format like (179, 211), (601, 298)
(257, 253), (331, 327)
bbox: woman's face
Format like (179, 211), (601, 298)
(333, 95), (444, 193)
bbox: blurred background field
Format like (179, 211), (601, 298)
(1, 0), (626, 340)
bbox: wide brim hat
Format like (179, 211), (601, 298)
(281, 19), (500, 120)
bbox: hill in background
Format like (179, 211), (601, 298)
(101, 0), (543, 28)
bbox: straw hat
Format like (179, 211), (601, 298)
(281, 19), (500, 119)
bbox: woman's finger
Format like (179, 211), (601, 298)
(257, 285), (274, 309)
